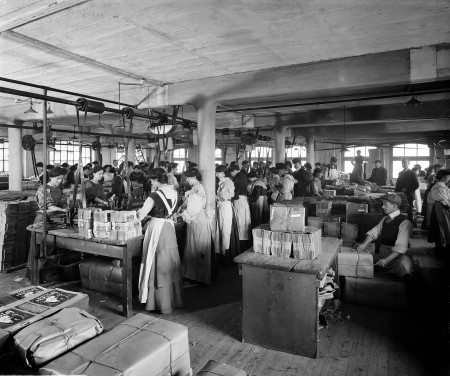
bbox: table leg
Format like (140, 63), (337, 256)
(30, 232), (38, 285)
(122, 245), (133, 317)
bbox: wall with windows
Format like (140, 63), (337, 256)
(343, 146), (377, 176)
(173, 148), (188, 171)
(0, 139), (9, 174)
(48, 141), (92, 167)
(392, 143), (431, 178)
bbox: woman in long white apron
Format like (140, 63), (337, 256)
(215, 165), (241, 262)
(137, 168), (183, 314)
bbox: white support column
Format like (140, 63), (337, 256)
(195, 100), (217, 228)
(306, 134), (315, 166)
(8, 127), (23, 191)
(127, 137), (136, 165)
(274, 126), (286, 164)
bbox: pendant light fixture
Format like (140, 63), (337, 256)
(24, 98), (37, 114)
(70, 126), (78, 140)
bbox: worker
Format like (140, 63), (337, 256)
(356, 193), (413, 279)
(395, 158), (419, 221)
(366, 160), (387, 186)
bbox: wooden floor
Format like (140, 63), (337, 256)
(1, 230), (449, 376)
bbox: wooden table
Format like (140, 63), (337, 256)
(27, 225), (143, 317)
(234, 237), (341, 359)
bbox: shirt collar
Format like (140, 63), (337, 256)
(388, 209), (401, 219)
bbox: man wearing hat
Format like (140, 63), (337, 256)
(241, 160), (249, 175)
(356, 193), (413, 278)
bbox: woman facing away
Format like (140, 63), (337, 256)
(428, 169), (450, 257)
(215, 165), (241, 263)
(174, 168), (214, 285)
(247, 170), (270, 228)
(137, 168), (183, 314)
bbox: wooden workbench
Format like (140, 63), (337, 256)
(234, 237), (341, 358)
(27, 225), (143, 317)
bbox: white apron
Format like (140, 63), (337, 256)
(233, 196), (251, 240)
(138, 190), (176, 303)
(215, 200), (233, 254)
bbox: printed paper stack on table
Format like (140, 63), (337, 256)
(337, 246), (374, 279)
(78, 209), (142, 240)
(252, 224), (322, 260)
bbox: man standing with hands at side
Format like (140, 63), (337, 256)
(356, 193), (413, 280)
(395, 158), (419, 222)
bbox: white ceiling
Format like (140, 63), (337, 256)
(0, 0), (450, 145)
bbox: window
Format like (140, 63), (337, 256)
(116, 149), (139, 165)
(392, 143), (430, 177)
(250, 147), (273, 161)
(49, 141), (91, 166)
(215, 148), (223, 165)
(0, 139), (9, 173)
(285, 146), (306, 160)
(343, 146), (377, 174)
(173, 148), (188, 172)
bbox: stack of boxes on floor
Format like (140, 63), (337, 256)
(0, 200), (39, 271)
(78, 208), (142, 241)
(0, 286), (193, 376)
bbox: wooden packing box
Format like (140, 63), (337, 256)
(342, 273), (407, 311)
(323, 221), (340, 238)
(39, 314), (191, 376)
(337, 246), (373, 279)
(307, 216), (324, 230)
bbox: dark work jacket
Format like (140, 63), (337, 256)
(232, 172), (249, 201)
(292, 167), (312, 197)
(367, 167), (387, 186)
(380, 214), (407, 246)
(395, 169), (419, 200)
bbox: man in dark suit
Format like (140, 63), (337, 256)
(366, 160), (387, 186)
(395, 158), (419, 221)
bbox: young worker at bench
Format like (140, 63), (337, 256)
(356, 193), (413, 280)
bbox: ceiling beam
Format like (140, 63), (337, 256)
(0, 0), (89, 32)
(0, 30), (165, 86)
(150, 45), (450, 107)
(253, 99), (450, 128)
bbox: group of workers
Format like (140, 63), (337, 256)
(30, 151), (449, 315)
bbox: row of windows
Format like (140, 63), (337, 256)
(0, 141), (432, 175)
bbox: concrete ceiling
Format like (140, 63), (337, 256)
(1, 0), (450, 147)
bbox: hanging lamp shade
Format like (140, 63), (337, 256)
(24, 99), (37, 114)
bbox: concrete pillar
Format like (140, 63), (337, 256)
(306, 135), (315, 166)
(8, 128), (23, 190)
(188, 144), (198, 164)
(386, 145), (393, 182)
(148, 148), (157, 165)
(127, 137), (135, 165)
(274, 126), (286, 164)
(195, 100), (217, 227)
